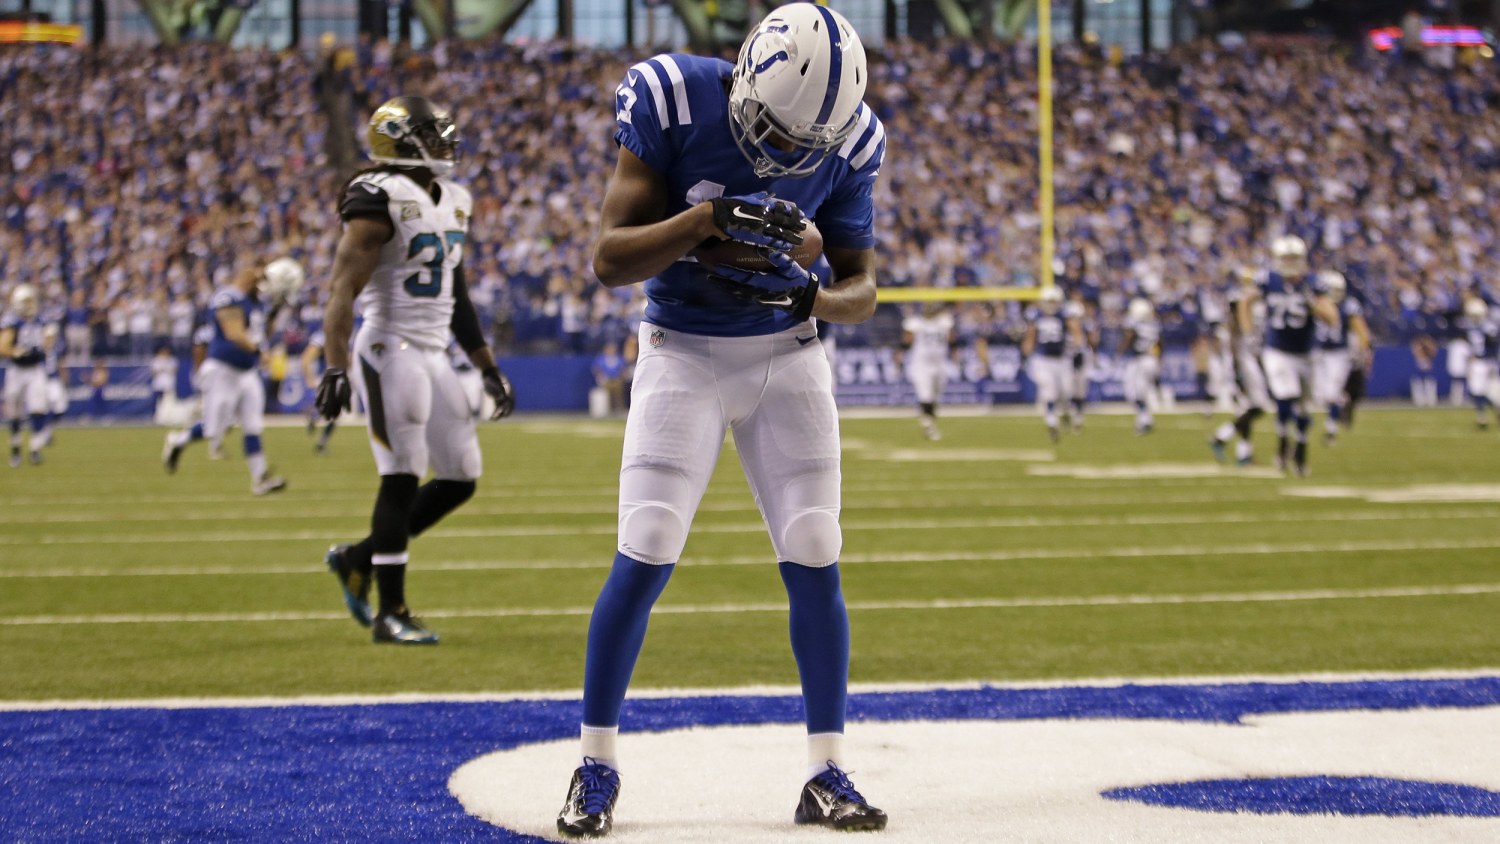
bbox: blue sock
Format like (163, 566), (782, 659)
(779, 562), (849, 735)
(1294, 412), (1310, 442)
(1328, 404), (1342, 423)
(188, 422), (205, 442)
(9, 419), (19, 437)
(29, 414), (45, 433)
(243, 434), (262, 456)
(1275, 399), (1295, 427)
(582, 552), (674, 727)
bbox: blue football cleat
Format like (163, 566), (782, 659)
(557, 757), (621, 838)
(794, 762), (887, 831)
(325, 544), (373, 627)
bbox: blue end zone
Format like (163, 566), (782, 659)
(2, 677), (1498, 842)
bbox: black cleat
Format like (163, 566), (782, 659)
(28, 449), (41, 465)
(557, 758), (621, 838)
(162, 433), (183, 474)
(372, 608), (438, 644)
(795, 762), (888, 832)
(9, 447), (20, 469)
(1293, 442), (1309, 478)
(325, 544), (373, 627)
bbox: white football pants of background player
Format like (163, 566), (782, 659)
(354, 327), (482, 486)
(1123, 355), (1160, 421)
(1467, 355), (1498, 419)
(1261, 347), (1313, 413)
(1312, 349), (1351, 436)
(195, 358), (269, 475)
(4, 364), (50, 455)
(1029, 354), (1071, 431)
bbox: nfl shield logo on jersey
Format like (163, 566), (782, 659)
(649, 329), (665, 348)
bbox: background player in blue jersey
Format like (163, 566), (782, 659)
(162, 262), (288, 495)
(1, 284), (56, 467)
(1022, 286), (1083, 442)
(1311, 270), (1371, 444)
(1459, 295), (1500, 429)
(556, 4), (887, 837)
(1242, 236), (1338, 476)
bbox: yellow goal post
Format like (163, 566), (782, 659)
(874, 0), (1056, 306)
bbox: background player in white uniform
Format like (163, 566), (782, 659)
(556, 5), (888, 836)
(300, 329), (339, 454)
(901, 302), (954, 441)
(317, 96), (515, 646)
(1, 285), (55, 467)
(1022, 287), (1083, 442)
(1120, 297), (1161, 435)
(1459, 296), (1500, 429)
(1064, 289), (1095, 430)
(1210, 269), (1276, 465)
(1311, 270), (1371, 444)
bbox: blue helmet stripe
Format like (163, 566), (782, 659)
(812, 4), (843, 127)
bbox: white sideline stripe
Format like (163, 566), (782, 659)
(5, 582), (1499, 628)
(3, 506), (1496, 548)
(6, 533), (1500, 578)
(4, 668), (1497, 712)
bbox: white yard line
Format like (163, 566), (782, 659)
(4, 506), (1493, 549)
(4, 581), (1498, 628)
(4, 531), (1499, 578)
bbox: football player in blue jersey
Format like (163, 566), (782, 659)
(1, 284), (55, 467)
(162, 263), (288, 495)
(555, 4), (887, 837)
(1310, 271), (1370, 444)
(1241, 236), (1338, 476)
(1460, 295), (1499, 429)
(1022, 286), (1084, 442)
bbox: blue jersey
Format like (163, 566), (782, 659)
(1316, 298), (1363, 351)
(1260, 271), (1317, 355)
(1123, 318), (1160, 358)
(206, 286), (265, 371)
(614, 54), (885, 337)
(1465, 316), (1500, 359)
(2, 314), (49, 368)
(1027, 308), (1068, 358)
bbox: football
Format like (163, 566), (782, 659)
(690, 219), (824, 272)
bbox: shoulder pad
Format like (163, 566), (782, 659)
(341, 176), (393, 222)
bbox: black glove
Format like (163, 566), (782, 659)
(709, 192), (805, 251)
(14, 348), (45, 367)
(708, 250), (820, 322)
(315, 367), (351, 420)
(482, 366), (515, 420)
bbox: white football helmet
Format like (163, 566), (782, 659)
(1270, 235), (1309, 276)
(728, 3), (868, 178)
(261, 258), (306, 301)
(1317, 270), (1347, 302)
(9, 284), (39, 319)
(1127, 297), (1154, 323)
(1039, 286), (1064, 314)
(1465, 296), (1489, 320)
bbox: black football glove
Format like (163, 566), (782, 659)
(481, 366), (515, 420)
(709, 192), (805, 251)
(315, 367), (352, 420)
(708, 250), (820, 322)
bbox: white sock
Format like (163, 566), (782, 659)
(247, 452), (268, 481)
(1214, 422), (1234, 442)
(580, 724), (619, 770)
(806, 732), (844, 782)
(1235, 440), (1253, 462)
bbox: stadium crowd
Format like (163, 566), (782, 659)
(4, 32), (1500, 361)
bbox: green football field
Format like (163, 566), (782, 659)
(2, 407), (1497, 703)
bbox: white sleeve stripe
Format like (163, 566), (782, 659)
(837, 106), (873, 158)
(850, 118), (885, 170)
(632, 60), (671, 128)
(654, 55), (692, 126)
